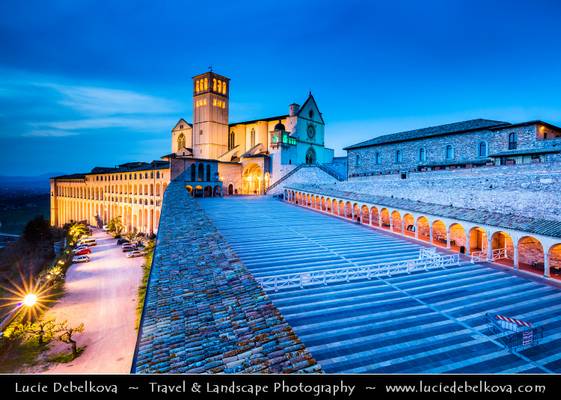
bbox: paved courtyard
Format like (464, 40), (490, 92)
(201, 196), (561, 373)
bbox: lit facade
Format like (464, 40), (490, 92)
(50, 70), (335, 231)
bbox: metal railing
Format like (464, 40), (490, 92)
(470, 247), (508, 263)
(256, 248), (460, 292)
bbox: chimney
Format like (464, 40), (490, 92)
(289, 103), (300, 117)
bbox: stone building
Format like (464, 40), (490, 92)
(50, 69), (336, 232)
(345, 119), (561, 178)
(50, 161), (169, 234)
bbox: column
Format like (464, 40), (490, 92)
(446, 230), (451, 249)
(401, 220), (405, 234)
(415, 221), (419, 240)
(429, 226), (434, 244)
(544, 249), (550, 278)
(513, 243), (519, 270)
(486, 235), (493, 261)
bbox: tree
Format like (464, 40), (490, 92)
(55, 321), (84, 357)
(22, 216), (53, 244)
(107, 217), (124, 236)
(22, 319), (57, 346)
(124, 229), (139, 243)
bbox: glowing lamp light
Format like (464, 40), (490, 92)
(22, 293), (38, 307)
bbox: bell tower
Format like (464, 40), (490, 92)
(192, 71), (230, 159)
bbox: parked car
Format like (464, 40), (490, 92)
(126, 250), (146, 258)
(78, 238), (97, 246)
(117, 238), (129, 245)
(122, 244), (137, 252)
(72, 255), (90, 263)
(102, 225), (109, 232)
(73, 248), (92, 255)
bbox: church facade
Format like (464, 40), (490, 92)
(167, 71), (334, 196)
(49, 70), (335, 233)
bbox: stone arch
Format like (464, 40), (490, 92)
(391, 210), (402, 233)
(370, 206), (379, 226)
(432, 220), (447, 247)
(403, 213), (415, 237)
(242, 163), (263, 195)
(380, 208), (390, 229)
(491, 231), (514, 266)
(548, 244), (561, 279)
(448, 222), (467, 253)
(353, 203), (360, 221)
(361, 205), (370, 224)
(469, 227), (487, 255)
(518, 236), (544, 275)
(345, 201), (353, 219)
(339, 200), (345, 216)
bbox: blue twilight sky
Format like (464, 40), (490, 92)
(1, 0), (561, 176)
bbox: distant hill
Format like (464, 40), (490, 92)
(0, 172), (63, 193)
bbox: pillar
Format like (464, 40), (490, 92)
(446, 229), (451, 249)
(513, 243), (519, 270)
(429, 226), (433, 243)
(401, 220), (405, 234)
(544, 249), (550, 278)
(486, 235), (493, 261)
(415, 222), (419, 239)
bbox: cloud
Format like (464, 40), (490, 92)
(0, 69), (184, 139)
(23, 129), (80, 137)
(41, 83), (183, 115)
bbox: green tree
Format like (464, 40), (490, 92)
(56, 321), (84, 357)
(22, 216), (53, 244)
(23, 319), (57, 346)
(107, 217), (124, 236)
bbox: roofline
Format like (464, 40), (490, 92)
(229, 115), (289, 126)
(343, 122), (512, 150)
(344, 120), (561, 151)
(52, 161), (170, 180)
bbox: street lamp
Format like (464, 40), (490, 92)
(22, 293), (38, 308)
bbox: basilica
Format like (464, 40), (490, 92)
(49, 70), (335, 233)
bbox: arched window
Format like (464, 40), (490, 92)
(198, 164), (204, 181)
(478, 141), (488, 157)
(250, 128), (256, 147)
(375, 152), (381, 165)
(305, 147), (316, 165)
(228, 131), (235, 150)
(309, 109), (314, 119)
(177, 133), (186, 150)
(190, 164), (196, 181)
(419, 147), (426, 162)
(206, 164), (211, 181)
(445, 145), (454, 160)
(354, 154), (360, 166)
(508, 132), (518, 150)
(395, 150), (403, 163)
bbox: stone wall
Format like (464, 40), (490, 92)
(340, 162), (561, 222)
(266, 165), (340, 196)
(347, 124), (550, 176)
(133, 175), (321, 373)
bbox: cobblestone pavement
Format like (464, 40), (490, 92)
(201, 197), (561, 373)
(133, 179), (320, 373)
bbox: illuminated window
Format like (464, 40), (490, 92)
(195, 80), (200, 92)
(213, 78), (217, 91)
(222, 82), (227, 95)
(228, 131), (235, 150)
(250, 128), (256, 147)
(217, 80), (222, 93)
(204, 78), (208, 90)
